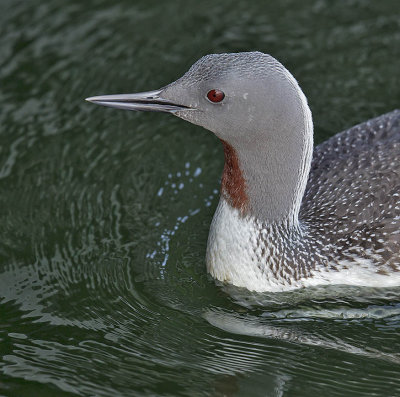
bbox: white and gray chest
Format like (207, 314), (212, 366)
(206, 199), (316, 291)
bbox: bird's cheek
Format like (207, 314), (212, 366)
(173, 109), (204, 127)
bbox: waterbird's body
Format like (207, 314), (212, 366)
(87, 52), (400, 292)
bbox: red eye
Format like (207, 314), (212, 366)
(207, 89), (225, 103)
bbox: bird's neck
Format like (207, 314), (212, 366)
(220, 111), (313, 226)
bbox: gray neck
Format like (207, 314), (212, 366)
(236, 94), (313, 225)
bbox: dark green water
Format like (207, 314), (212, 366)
(1, 1), (400, 396)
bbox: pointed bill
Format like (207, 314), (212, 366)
(85, 89), (190, 113)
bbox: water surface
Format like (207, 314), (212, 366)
(0, 1), (400, 396)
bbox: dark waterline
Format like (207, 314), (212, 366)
(0, 1), (399, 396)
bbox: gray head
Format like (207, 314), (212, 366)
(86, 52), (313, 225)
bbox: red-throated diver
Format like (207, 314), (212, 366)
(86, 52), (400, 292)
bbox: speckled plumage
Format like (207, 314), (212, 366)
(207, 111), (400, 291)
(302, 110), (400, 276)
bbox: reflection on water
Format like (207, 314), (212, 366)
(205, 301), (400, 364)
(0, 0), (400, 396)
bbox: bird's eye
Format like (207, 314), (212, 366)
(207, 89), (225, 103)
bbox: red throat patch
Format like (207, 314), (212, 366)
(220, 140), (248, 212)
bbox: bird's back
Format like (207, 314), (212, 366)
(301, 110), (400, 275)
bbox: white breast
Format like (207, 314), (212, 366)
(206, 199), (296, 292)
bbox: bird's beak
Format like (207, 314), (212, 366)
(85, 89), (190, 113)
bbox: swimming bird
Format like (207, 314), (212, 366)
(86, 52), (400, 292)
